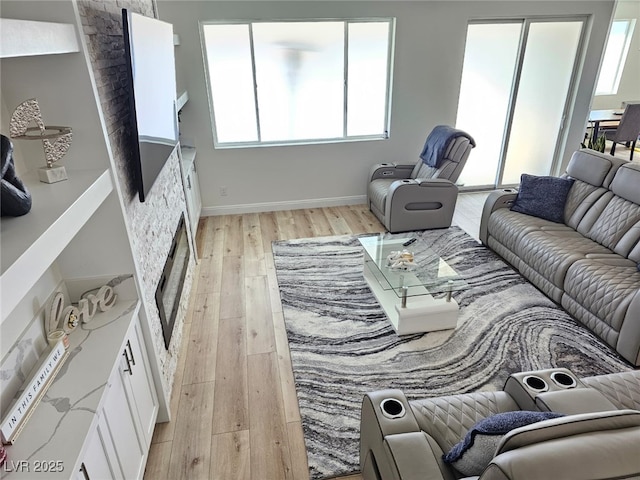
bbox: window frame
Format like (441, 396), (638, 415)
(595, 18), (636, 96)
(200, 17), (396, 149)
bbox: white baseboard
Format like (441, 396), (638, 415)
(201, 195), (367, 216)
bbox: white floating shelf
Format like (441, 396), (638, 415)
(181, 145), (197, 171)
(0, 169), (113, 322)
(176, 90), (189, 111)
(0, 18), (79, 58)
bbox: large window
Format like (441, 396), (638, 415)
(596, 19), (636, 95)
(456, 19), (584, 188)
(201, 19), (394, 148)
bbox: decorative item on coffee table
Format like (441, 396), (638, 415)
(9, 98), (72, 184)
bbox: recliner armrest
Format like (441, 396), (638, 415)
(383, 432), (449, 480)
(479, 189), (518, 245)
(370, 163), (415, 182)
(384, 180), (460, 232)
(535, 387), (618, 414)
(387, 179), (459, 206)
(361, 390), (421, 480)
(362, 390), (420, 438)
(414, 178), (457, 188)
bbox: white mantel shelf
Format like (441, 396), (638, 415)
(181, 146), (196, 171)
(0, 18), (79, 58)
(2, 277), (140, 479)
(0, 169), (113, 323)
(176, 90), (188, 112)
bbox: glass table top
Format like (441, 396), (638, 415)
(358, 234), (467, 298)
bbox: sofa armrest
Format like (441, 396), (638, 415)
(370, 163), (415, 182)
(361, 390), (421, 479)
(479, 189), (518, 245)
(383, 432), (449, 480)
(617, 290), (640, 366)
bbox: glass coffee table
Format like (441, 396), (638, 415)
(359, 234), (467, 335)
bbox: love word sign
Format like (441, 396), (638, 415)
(46, 285), (118, 335)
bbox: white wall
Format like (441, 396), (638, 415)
(158, 1), (615, 214)
(592, 0), (640, 110)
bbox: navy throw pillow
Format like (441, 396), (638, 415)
(443, 410), (564, 476)
(510, 174), (575, 223)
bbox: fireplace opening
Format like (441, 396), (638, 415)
(156, 214), (190, 350)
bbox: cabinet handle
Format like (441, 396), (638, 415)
(80, 462), (90, 480)
(187, 175), (192, 190)
(123, 350), (133, 376)
(127, 340), (136, 366)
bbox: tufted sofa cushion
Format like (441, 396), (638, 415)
(562, 180), (609, 230)
(581, 371), (640, 411)
(517, 229), (611, 294)
(563, 257), (640, 347)
(584, 194), (640, 254)
(409, 391), (520, 455)
(487, 209), (570, 256)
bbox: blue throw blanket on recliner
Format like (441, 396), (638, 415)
(420, 125), (476, 168)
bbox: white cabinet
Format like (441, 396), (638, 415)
(75, 317), (158, 480)
(103, 364), (145, 480)
(120, 319), (159, 452)
(77, 415), (118, 480)
(181, 145), (202, 240)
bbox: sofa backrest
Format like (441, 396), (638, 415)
(561, 151), (640, 259)
(566, 149), (627, 187)
(409, 391), (520, 455)
(576, 163), (640, 259)
(563, 150), (629, 231)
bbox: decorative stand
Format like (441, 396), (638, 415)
(9, 98), (72, 184)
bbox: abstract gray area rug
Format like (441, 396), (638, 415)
(271, 227), (631, 480)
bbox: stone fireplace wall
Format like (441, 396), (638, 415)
(77, 0), (195, 407)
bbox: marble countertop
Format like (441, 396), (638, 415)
(3, 276), (139, 479)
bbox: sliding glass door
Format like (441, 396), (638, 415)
(457, 19), (585, 188)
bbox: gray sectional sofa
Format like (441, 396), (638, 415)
(479, 149), (640, 366)
(360, 368), (640, 480)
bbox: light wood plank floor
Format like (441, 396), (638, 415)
(144, 193), (488, 480)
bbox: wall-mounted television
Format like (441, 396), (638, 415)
(122, 9), (178, 202)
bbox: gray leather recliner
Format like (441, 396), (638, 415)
(368, 127), (475, 233)
(360, 369), (640, 480)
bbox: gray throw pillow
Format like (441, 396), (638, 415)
(442, 410), (564, 476)
(510, 174), (575, 223)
